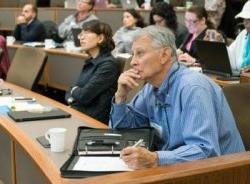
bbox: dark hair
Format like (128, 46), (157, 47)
(88, 0), (95, 11)
(82, 20), (115, 52)
(149, 2), (178, 34)
(124, 9), (145, 28)
(187, 5), (214, 29)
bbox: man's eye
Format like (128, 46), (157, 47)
(136, 51), (144, 57)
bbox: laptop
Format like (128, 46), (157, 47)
(94, 0), (107, 8)
(121, 0), (139, 9)
(195, 40), (240, 81)
(8, 108), (71, 122)
(71, 28), (81, 47)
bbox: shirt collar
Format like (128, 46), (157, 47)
(157, 62), (180, 94)
(86, 51), (112, 66)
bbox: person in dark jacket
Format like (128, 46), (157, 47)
(177, 6), (214, 66)
(13, 4), (46, 42)
(65, 20), (120, 124)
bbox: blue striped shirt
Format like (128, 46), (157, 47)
(109, 62), (245, 165)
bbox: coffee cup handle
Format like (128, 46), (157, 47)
(45, 132), (51, 143)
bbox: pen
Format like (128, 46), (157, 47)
(14, 97), (36, 102)
(132, 139), (144, 147)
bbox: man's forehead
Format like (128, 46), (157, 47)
(23, 5), (32, 11)
(132, 35), (153, 48)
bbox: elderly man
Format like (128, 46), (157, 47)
(13, 4), (46, 42)
(58, 0), (98, 42)
(109, 25), (245, 170)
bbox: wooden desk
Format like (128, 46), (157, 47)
(1, 82), (250, 184)
(208, 74), (240, 87)
(8, 44), (89, 91)
(0, 82), (106, 184)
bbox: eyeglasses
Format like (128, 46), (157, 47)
(77, 31), (96, 39)
(185, 18), (199, 25)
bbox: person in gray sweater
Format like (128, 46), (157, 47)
(113, 9), (146, 55)
(58, 0), (98, 42)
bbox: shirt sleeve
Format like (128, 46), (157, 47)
(109, 89), (150, 128)
(58, 16), (73, 39)
(71, 60), (119, 105)
(13, 25), (21, 40)
(157, 85), (221, 165)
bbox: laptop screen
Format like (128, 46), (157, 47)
(195, 40), (239, 77)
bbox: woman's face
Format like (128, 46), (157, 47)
(76, 0), (92, 12)
(78, 30), (102, 52)
(185, 12), (205, 34)
(123, 12), (137, 28)
(153, 15), (166, 27)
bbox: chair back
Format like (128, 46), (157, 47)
(6, 47), (47, 90)
(223, 84), (250, 150)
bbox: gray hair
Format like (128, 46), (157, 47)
(134, 25), (177, 61)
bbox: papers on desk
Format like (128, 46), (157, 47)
(10, 103), (51, 113)
(23, 42), (45, 47)
(0, 96), (50, 113)
(0, 97), (13, 106)
(115, 53), (132, 59)
(72, 156), (133, 172)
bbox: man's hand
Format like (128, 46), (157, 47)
(120, 146), (159, 170)
(16, 15), (26, 25)
(115, 69), (141, 104)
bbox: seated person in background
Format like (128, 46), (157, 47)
(107, 0), (121, 8)
(113, 9), (145, 55)
(205, 0), (226, 29)
(149, 1), (188, 47)
(65, 20), (120, 124)
(110, 25), (245, 170)
(177, 6), (214, 66)
(58, 0), (98, 42)
(227, 0), (250, 72)
(13, 4), (46, 42)
(0, 36), (10, 79)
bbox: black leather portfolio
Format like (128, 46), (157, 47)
(60, 126), (156, 178)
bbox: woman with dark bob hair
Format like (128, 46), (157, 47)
(113, 8), (145, 55)
(149, 2), (188, 47)
(65, 20), (120, 124)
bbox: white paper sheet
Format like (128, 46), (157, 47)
(72, 156), (133, 172)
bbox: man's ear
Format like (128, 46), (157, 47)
(160, 47), (172, 64)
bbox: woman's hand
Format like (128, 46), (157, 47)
(178, 53), (196, 66)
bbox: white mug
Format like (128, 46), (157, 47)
(6, 36), (16, 45)
(45, 128), (67, 152)
(44, 39), (55, 49)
